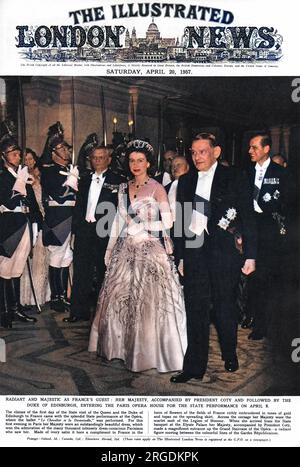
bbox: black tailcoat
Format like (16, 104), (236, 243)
(70, 169), (123, 319)
(174, 164), (257, 376)
(248, 160), (287, 255)
(246, 160), (288, 337)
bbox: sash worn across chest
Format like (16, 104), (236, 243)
(193, 193), (211, 218)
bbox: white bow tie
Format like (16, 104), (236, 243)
(92, 173), (105, 182)
(198, 171), (213, 182)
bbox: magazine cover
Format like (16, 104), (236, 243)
(0, 0), (299, 448)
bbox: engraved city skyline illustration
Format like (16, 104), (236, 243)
(18, 19), (283, 63)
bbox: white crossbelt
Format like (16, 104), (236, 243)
(0, 205), (29, 214)
(48, 200), (76, 207)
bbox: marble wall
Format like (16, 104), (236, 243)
(2, 76), (298, 167)
(22, 77), (189, 158)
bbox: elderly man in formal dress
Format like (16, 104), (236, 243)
(166, 156), (190, 222)
(171, 133), (257, 383)
(63, 145), (124, 323)
(155, 149), (178, 187)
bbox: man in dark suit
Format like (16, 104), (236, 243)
(63, 145), (124, 323)
(155, 149), (177, 186)
(166, 155), (190, 223)
(246, 133), (288, 340)
(171, 133), (257, 383)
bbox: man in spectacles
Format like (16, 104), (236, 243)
(170, 133), (256, 383)
(63, 145), (124, 323)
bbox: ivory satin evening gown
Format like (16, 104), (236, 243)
(89, 179), (187, 372)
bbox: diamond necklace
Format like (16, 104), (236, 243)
(130, 177), (150, 199)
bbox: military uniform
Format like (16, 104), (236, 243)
(0, 133), (42, 328)
(40, 122), (78, 312)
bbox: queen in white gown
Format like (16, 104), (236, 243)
(88, 140), (187, 373)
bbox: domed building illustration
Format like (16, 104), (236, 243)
(123, 18), (185, 61)
(125, 18), (177, 48)
(146, 19), (161, 42)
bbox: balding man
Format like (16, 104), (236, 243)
(155, 150), (178, 186)
(171, 133), (256, 383)
(63, 145), (123, 323)
(272, 154), (287, 168)
(166, 156), (190, 222)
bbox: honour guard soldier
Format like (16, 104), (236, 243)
(40, 122), (79, 313)
(0, 122), (42, 328)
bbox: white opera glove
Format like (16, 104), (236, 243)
(12, 166), (32, 196)
(32, 223), (39, 247)
(104, 248), (112, 267)
(126, 216), (145, 236)
(60, 165), (79, 192)
(241, 259), (256, 276)
(178, 259), (184, 277)
(70, 234), (75, 251)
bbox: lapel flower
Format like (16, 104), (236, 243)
(263, 193), (272, 203)
(273, 190), (280, 200)
(218, 217), (230, 230)
(226, 208), (237, 221)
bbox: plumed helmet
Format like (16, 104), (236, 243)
(0, 120), (21, 158)
(40, 121), (71, 164)
(77, 133), (99, 175)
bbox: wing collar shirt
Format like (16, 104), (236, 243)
(162, 172), (172, 187)
(254, 157), (271, 213)
(189, 161), (218, 236)
(168, 179), (178, 222)
(85, 171), (107, 223)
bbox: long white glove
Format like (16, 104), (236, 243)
(12, 166), (33, 196)
(127, 220), (145, 236)
(104, 248), (112, 267)
(70, 234), (75, 251)
(59, 165), (79, 192)
(178, 259), (184, 277)
(32, 222), (39, 247)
